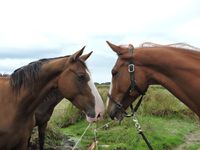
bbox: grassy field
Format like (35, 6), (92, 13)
(61, 115), (199, 150)
(44, 85), (200, 150)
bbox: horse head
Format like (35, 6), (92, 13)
(57, 47), (105, 122)
(106, 41), (148, 121)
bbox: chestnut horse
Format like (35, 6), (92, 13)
(106, 41), (200, 121)
(0, 47), (104, 150)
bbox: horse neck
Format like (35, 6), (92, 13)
(35, 89), (64, 124)
(135, 47), (200, 117)
(18, 57), (68, 116)
(135, 47), (200, 82)
(135, 47), (200, 67)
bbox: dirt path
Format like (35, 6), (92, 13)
(173, 130), (200, 150)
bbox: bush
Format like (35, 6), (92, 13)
(137, 86), (196, 119)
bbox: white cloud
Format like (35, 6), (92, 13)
(178, 19), (200, 36)
(0, 0), (200, 82)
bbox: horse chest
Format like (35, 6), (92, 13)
(0, 115), (35, 149)
(0, 104), (16, 130)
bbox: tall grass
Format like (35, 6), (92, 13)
(100, 85), (196, 119)
(49, 100), (83, 128)
(61, 115), (200, 150)
(49, 85), (197, 129)
(138, 86), (196, 119)
(50, 85), (196, 126)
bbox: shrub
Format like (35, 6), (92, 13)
(137, 86), (196, 119)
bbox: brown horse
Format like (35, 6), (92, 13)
(106, 41), (200, 121)
(0, 75), (62, 150)
(32, 52), (95, 150)
(33, 89), (63, 150)
(0, 47), (104, 150)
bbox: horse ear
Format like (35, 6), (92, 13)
(80, 51), (93, 61)
(106, 41), (120, 54)
(69, 46), (85, 62)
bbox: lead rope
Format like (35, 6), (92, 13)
(129, 96), (154, 150)
(132, 113), (153, 150)
(72, 121), (113, 150)
(72, 123), (91, 150)
(92, 121), (113, 150)
(93, 123), (98, 150)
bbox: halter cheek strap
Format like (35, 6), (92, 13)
(128, 47), (144, 95)
(124, 46), (145, 115)
(108, 45), (153, 150)
(127, 46), (153, 150)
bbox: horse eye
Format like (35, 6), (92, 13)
(78, 74), (85, 81)
(112, 70), (118, 77)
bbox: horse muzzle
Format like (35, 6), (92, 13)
(86, 113), (103, 123)
(86, 110), (103, 123)
(109, 104), (126, 121)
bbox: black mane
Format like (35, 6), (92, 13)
(9, 55), (86, 93)
(9, 56), (67, 93)
(10, 59), (48, 93)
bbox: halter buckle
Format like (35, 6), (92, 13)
(128, 64), (134, 72)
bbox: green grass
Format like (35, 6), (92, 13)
(186, 144), (200, 150)
(61, 115), (200, 150)
(45, 85), (200, 149)
(138, 86), (196, 119)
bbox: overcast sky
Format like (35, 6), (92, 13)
(0, 0), (200, 82)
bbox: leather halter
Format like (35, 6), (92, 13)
(108, 46), (145, 117)
(109, 46), (153, 150)
(128, 46), (144, 95)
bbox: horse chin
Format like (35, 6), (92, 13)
(86, 114), (102, 123)
(86, 116), (97, 123)
(115, 112), (125, 121)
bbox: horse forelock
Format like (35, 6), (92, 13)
(77, 59), (88, 70)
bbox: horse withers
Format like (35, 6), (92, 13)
(106, 41), (200, 121)
(0, 47), (104, 150)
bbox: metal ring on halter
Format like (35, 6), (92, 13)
(128, 64), (134, 72)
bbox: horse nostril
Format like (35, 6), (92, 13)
(96, 113), (101, 119)
(110, 114), (115, 120)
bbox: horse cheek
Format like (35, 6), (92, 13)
(57, 76), (70, 98)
